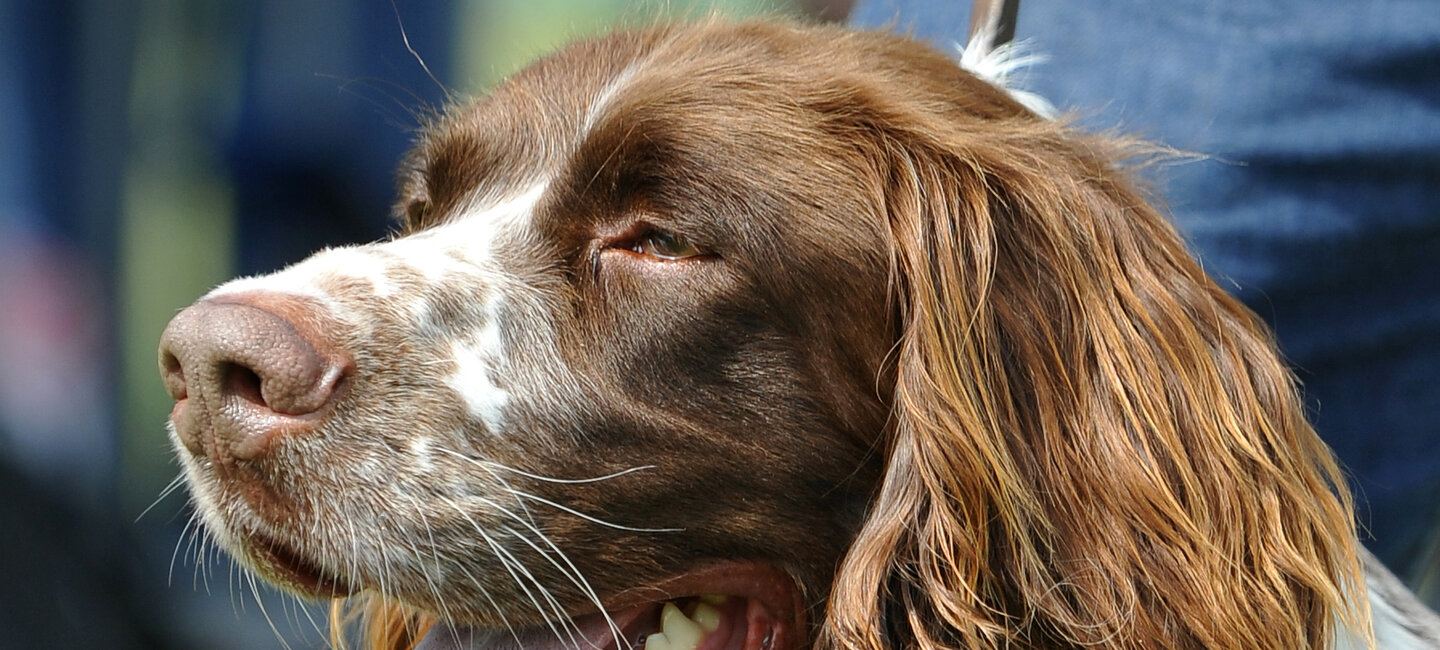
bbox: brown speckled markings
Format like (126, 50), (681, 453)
(158, 19), (1440, 650)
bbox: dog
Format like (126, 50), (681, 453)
(158, 19), (1440, 650)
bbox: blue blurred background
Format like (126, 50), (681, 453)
(0, 0), (1434, 648)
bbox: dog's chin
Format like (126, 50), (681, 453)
(416, 563), (804, 650)
(236, 531), (358, 599)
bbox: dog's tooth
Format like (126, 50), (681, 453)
(661, 602), (707, 650)
(699, 594), (726, 605)
(646, 632), (672, 650)
(691, 602), (721, 632)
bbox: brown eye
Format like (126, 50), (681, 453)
(631, 230), (704, 261)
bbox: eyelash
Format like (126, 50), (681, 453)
(590, 225), (713, 277)
(626, 229), (706, 261)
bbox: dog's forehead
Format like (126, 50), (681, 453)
(409, 23), (873, 225)
(406, 32), (671, 217)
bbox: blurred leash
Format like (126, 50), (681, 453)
(968, 0), (1019, 49)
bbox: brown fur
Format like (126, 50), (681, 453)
(173, 20), (1367, 650)
(388, 20), (1358, 650)
(826, 111), (1361, 649)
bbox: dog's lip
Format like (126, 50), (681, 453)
(245, 531), (357, 598)
(606, 562), (802, 618)
(418, 562), (802, 650)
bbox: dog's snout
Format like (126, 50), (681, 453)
(159, 295), (350, 460)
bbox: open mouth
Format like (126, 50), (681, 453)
(416, 564), (802, 650)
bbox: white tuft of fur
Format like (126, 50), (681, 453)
(956, 21), (1056, 119)
(448, 334), (510, 435)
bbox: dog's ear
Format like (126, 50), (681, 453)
(825, 117), (1366, 650)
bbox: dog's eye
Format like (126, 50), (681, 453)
(630, 230), (705, 261)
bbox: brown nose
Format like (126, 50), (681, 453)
(159, 295), (349, 460)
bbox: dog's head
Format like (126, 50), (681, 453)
(159, 21), (1363, 650)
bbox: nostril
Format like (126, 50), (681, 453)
(161, 350), (188, 401)
(221, 362), (266, 409)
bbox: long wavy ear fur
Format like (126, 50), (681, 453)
(825, 108), (1366, 649)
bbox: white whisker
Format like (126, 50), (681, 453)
(464, 491), (625, 647)
(499, 522), (624, 650)
(169, 512), (199, 587)
(441, 451), (658, 485)
(399, 492), (459, 626)
(138, 473), (190, 522)
(504, 489), (684, 533)
(450, 557), (526, 650)
(443, 497), (586, 649)
(343, 505), (365, 603)
(246, 568), (298, 650)
(294, 593), (326, 642)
